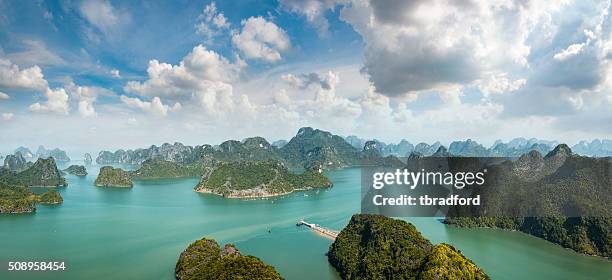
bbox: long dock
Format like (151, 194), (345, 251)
(296, 219), (339, 240)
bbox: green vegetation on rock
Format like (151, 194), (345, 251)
(64, 165), (87, 176)
(38, 189), (63, 204)
(95, 166), (133, 188)
(0, 184), (37, 213)
(175, 237), (283, 280)
(131, 159), (202, 179)
(0, 157), (66, 187)
(445, 217), (612, 259)
(328, 214), (489, 280)
(419, 244), (489, 280)
(194, 161), (332, 198)
(444, 145), (612, 258)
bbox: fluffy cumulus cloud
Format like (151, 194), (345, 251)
(124, 45), (243, 100)
(0, 91), (9, 99)
(232, 17), (291, 62)
(66, 83), (114, 118)
(0, 58), (48, 90)
(123, 44), (254, 118)
(120, 96), (181, 117)
(29, 87), (70, 114)
(335, 0), (573, 96)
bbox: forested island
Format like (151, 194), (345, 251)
(328, 214), (489, 279)
(0, 186), (63, 214)
(445, 145), (612, 258)
(0, 157), (66, 187)
(95, 166), (133, 188)
(64, 165), (87, 176)
(175, 237), (283, 280)
(194, 161), (332, 198)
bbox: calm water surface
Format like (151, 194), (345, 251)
(1, 164), (610, 279)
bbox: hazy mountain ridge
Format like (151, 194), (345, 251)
(10, 146), (70, 162)
(93, 129), (612, 169)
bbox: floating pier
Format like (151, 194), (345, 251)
(296, 219), (339, 240)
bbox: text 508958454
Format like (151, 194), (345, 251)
(7, 261), (66, 271)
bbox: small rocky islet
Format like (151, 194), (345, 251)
(94, 166), (133, 188)
(64, 165), (87, 176)
(175, 237), (283, 280)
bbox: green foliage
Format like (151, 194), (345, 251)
(328, 214), (489, 280)
(95, 166), (133, 187)
(175, 238), (283, 280)
(195, 161), (332, 197)
(445, 150), (612, 258)
(64, 165), (87, 176)
(446, 217), (612, 258)
(278, 127), (362, 169)
(3, 158), (67, 187)
(131, 159), (202, 179)
(0, 184), (37, 213)
(418, 244), (489, 280)
(38, 189), (63, 205)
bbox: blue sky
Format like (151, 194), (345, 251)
(0, 0), (611, 154)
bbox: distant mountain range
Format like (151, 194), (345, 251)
(3, 130), (609, 167)
(344, 136), (612, 158)
(12, 146), (71, 162)
(95, 127), (402, 169)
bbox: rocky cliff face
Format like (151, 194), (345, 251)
(3, 152), (30, 171)
(84, 153), (93, 165)
(279, 127), (361, 169)
(572, 139), (612, 157)
(414, 142), (442, 156)
(449, 139), (488, 157)
(16, 157), (66, 187)
(35, 146), (70, 162)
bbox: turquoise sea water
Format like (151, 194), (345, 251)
(0, 164), (611, 279)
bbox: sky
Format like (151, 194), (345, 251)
(0, 0), (611, 155)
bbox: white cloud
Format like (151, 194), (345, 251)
(279, 0), (348, 36)
(5, 40), (64, 66)
(195, 2), (230, 42)
(110, 69), (121, 78)
(124, 44), (243, 101)
(232, 17), (291, 62)
(120, 96), (181, 117)
(0, 91), (8, 99)
(1, 112), (13, 121)
(79, 0), (129, 34)
(554, 42), (587, 61)
(281, 71), (337, 90)
(336, 0), (569, 96)
(66, 83), (113, 118)
(0, 58), (48, 90)
(29, 87), (70, 114)
(476, 73), (526, 97)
